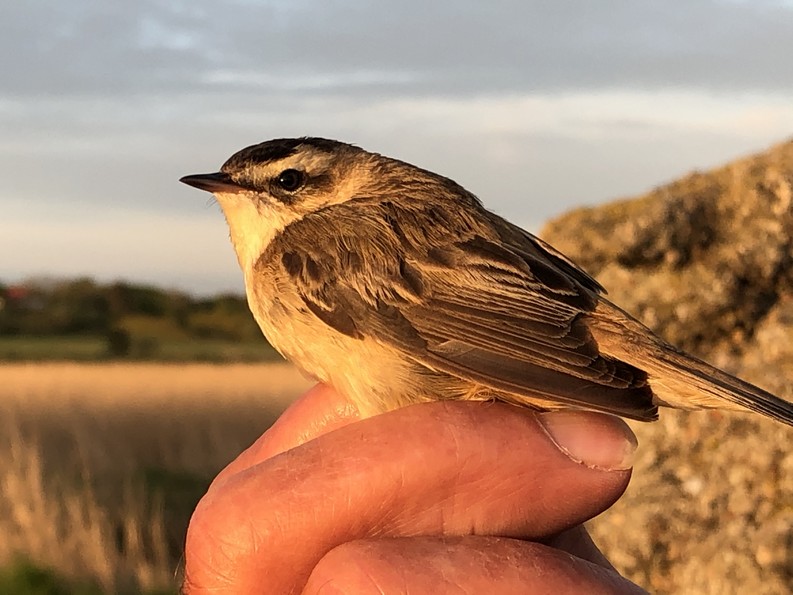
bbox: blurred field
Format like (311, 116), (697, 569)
(1, 362), (790, 594)
(0, 336), (109, 361)
(0, 335), (278, 362)
(0, 362), (311, 594)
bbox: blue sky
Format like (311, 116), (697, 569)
(2, 0), (792, 294)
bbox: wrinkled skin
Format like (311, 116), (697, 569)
(183, 384), (646, 594)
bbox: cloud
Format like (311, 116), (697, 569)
(2, 1), (792, 292)
(3, 1), (793, 100)
(4, 89), (790, 214)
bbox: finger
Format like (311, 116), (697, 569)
(303, 536), (647, 595)
(545, 525), (616, 570)
(210, 383), (360, 489)
(184, 403), (636, 594)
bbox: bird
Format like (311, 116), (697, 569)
(181, 137), (793, 426)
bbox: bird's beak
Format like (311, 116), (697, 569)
(179, 172), (244, 193)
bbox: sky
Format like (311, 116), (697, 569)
(2, 0), (793, 295)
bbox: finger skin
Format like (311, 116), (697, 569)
(545, 525), (617, 570)
(303, 537), (647, 595)
(211, 384), (359, 490)
(183, 400), (631, 594)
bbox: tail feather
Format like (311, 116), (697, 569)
(590, 302), (793, 427)
(650, 346), (793, 427)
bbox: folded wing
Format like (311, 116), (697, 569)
(259, 197), (658, 421)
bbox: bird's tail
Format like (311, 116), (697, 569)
(591, 301), (793, 427)
(647, 345), (793, 427)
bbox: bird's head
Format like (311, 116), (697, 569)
(181, 137), (474, 273)
(180, 137), (381, 271)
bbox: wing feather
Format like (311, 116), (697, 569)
(258, 197), (657, 420)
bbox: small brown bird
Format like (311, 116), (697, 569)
(181, 137), (793, 426)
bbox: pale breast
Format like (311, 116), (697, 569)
(246, 273), (426, 416)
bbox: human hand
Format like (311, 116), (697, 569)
(183, 384), (646, 594)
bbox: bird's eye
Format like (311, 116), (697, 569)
(276, 169), (305, 192)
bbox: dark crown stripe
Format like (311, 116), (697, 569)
(222, 137), (346, 170)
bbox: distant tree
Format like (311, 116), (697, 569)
(188, 294), (262, 341)
(0, 277), (269, 348)
(49, 277), (111, 333)
(106, 327), (131, 357)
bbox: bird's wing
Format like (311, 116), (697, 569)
(258, 197), (657, 420)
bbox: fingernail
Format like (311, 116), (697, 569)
(538, 411), (638, 471)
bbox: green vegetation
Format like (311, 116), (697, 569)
(0, 278), (279, 362)
(0, 559), (175, 595)
(0, 335), (276, 362)
(0, 336), (108, 361)
(0, 559), (103, 595)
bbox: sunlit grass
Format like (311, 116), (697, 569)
(0, 362), (311, 594)
(1, 362), (789, 594)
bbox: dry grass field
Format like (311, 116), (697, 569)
(0, 362), (311, 594)
(1, 362), (790, 594)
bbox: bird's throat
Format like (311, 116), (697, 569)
(216, 194), (287, 273)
